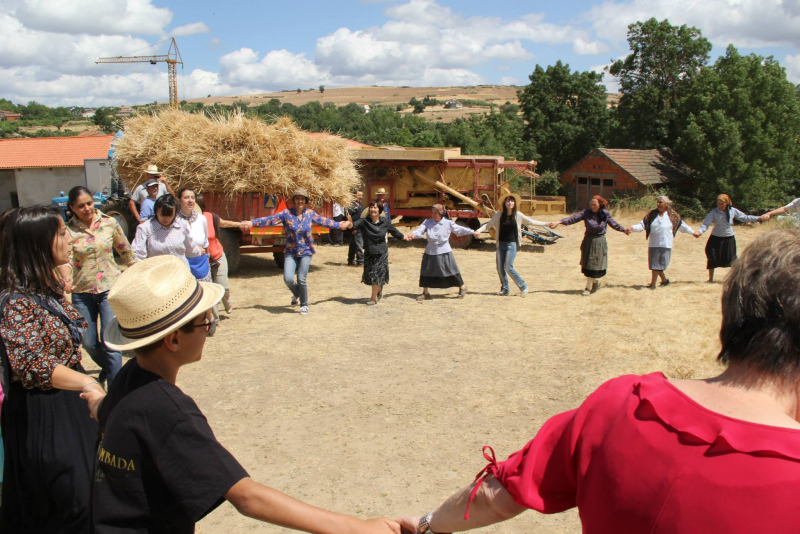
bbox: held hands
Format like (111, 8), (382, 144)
(395, 515), (421, 534)
(80, 382), (106, 420)
(624, 228), (632, 236)
(239, 220), (253, 232)
(693, 231), (702, 238)
(548, 221), (560, 229)
(339, 220), (352, 230)
(404, 234), (414, 241)
(353, 517), (402, 534)
(759, 214), (771, 222)
(473, 230), (481, 237)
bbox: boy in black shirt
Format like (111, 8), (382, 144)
(94, 255), (399, 534)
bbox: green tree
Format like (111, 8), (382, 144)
(518, 61), (609, 172)
(92, 108), (115, 132)
(674, 46), (800, 210)
(607, 18), (712, 149)
(319, 85), (325, 93)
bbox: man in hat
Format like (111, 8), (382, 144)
(361, 188), (390, 220)
(137, 179), (161, 222)
(93, 255), (399, 534)
(129, 164), (174, 224)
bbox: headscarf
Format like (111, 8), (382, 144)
(717, 194), (733, 208)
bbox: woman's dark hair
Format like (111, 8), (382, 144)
(66, 186), (93, 218)
(367, 200), (384, 215)
(177, 187), (196, 201)
(195, 193), (206, 212)
(718, 230), (800, 381)
(154, 194), (177, 219)
(500, 195), (517, 224)
(0, 206), (65, 297)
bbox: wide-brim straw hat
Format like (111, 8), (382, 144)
(104, 256), (223, 350)
(292, 188), (310, 201)
(145, 164), (160, 175)
(376, 187), (387, 195)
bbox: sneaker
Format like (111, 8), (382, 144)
(299, 305), (309, 315)
(660, 279), (671, 287)
(291, 296), (299, 306)
(582, 289), (591, 296)
(366, 299), (377, 306)
(591, 281), (601, 293)
(496, 290), (510, 296)
(416, 293), (432, 301)
(520, 287), (528, 298)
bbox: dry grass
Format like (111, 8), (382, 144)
(85, 216), (778, 534)
(114, 110), (360, 204)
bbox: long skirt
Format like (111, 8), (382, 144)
(419, 252), (464, 288)
(580, 234), (608, 279)
(1, 375), (98, 533)
(648, 247), (672, 270)
(362, 252), (390, 286)
(706, 235), (737, 269)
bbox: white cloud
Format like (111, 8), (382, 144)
(220, 48), (327, 88)
(589, 61), (620, 93)
(171, 22), (209, 37)
(500, 76), (521, 85)
(586, 0), (800, 49)
(573, 38), (610, 55)
(785, 54), (800, 83)
(11, 0), (172, 36)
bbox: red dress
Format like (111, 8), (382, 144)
(472, 373), (800, 533)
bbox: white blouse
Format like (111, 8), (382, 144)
(411, 218), (475, 255)
(631, 212), (694, 249)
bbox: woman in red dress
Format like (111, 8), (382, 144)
(397, 229), (800, 534)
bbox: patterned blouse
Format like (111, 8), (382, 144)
(131, 216), (203, 267)
(1, 295), (87, 390)
(251, 208), (342, 257)
(68, 210), (137, 294)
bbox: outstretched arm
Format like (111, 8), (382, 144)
(225, 478), (400, 534)
(395, 476), (524, 534)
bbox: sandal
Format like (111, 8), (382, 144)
(457, 287), (468, 299)
(416, 293), (432, 301)
(591, 281), (601, 293)
(366, 299), (378, 306)
(581, 289), (591, 296)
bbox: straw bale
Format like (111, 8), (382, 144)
(113, 109), (359, 204)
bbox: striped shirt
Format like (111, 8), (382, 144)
(131, 217), (203, 267)
(697, 207), (759, 237)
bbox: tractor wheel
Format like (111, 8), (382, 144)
(218, 229), (241, 274)
(449, 218), (474, 249)
(101, 198), (138, 242)
(273, 252), (285, 268)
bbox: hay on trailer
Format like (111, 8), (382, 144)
(113, 109), (360, 205)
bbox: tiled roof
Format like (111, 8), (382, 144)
(0, 135), (114, 169)
(599, 148), (693, 185)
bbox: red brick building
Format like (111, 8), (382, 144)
(559, 148), (693, 210)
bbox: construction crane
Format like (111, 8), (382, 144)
(96, 37), (183, 107)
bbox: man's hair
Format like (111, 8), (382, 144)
(0, 206), (64, 298)
(154, 194), (177, 219)
(718, 230), (800, 380)
(133, 313), (206, 355)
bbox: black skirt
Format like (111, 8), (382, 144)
(1, 376), (98, 534)
(362, 252), (390, 286)
(580, 234), (608, 279)
(419, 252), (464, 288)
(706, 235), (737, 269)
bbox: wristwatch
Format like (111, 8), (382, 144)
(418, 511), (451, 534)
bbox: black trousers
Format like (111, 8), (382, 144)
(348, 229), (364, 265)
(328, 215), (344, 244)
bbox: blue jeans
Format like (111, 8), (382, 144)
(72, 291), (122, 386)
(496, 241), (527, 293)
(284, 255), (312, 307)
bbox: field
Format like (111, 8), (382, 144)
(89, 213), (772, 533)
(185, 85), (522, 123)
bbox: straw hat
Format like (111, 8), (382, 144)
(145, 164), (160, 175)
(376, 187), (387, 195)
(292, 188), (310, 201)
(104, 256), (223, 350)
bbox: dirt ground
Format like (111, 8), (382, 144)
(88, 214), (774, 533)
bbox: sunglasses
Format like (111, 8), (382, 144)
(188, 317), (213, 334)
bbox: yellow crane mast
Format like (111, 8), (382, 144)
(96, 37), (183, 107)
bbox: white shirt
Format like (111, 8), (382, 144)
(131, 182), (168, 204)
(632, 211), (694, 248)
(179, 212), (209, 249)
(332, 202), (344, 218)
(411, 218), (474, 255)
(784, 198), (800, 213)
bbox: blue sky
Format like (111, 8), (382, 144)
(1, 0), (798, 107)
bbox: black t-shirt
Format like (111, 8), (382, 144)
(92, 358), (248, 534)
(498, 215), (517, 243)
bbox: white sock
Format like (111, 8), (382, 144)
(585, 277), (594, 290)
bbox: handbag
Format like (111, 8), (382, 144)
(187, 254), (210, 279)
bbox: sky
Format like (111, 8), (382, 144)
(2, 0), (799, 108)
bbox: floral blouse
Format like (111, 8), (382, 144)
(251, 208), (342, 257)
(68, 210), (137, 294)
(1, 295), (87, 390)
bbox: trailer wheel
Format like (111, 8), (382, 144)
(218, 229), (241, 274)
(101, 198), (137, 242)
(273, 252), (285, 268)
(449, 219), (474, 249)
